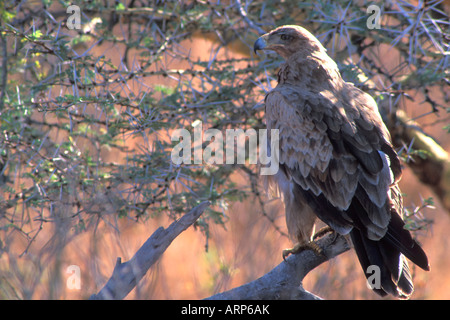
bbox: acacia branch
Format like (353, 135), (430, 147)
(206, 233), (351, 300)
(89, 201), (211, 300)
(386, 110), (450, 212)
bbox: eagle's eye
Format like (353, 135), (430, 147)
(280, 34), (293, 41)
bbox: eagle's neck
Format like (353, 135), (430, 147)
(278, 52), (342, 90)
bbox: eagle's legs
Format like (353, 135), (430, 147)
(282, 226), (336, 261)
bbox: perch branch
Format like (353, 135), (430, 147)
(206, 233), (351, 300)
(89, 201), (211, 300)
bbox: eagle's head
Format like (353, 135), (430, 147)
(254, 25), (326, 60)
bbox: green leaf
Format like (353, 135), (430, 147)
(115, 2), (125, 11)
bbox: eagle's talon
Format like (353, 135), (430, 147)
(282, 241), (323, 261)
(282, 249), (291, 261)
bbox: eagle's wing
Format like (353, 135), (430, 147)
(265, 82), (397, 237)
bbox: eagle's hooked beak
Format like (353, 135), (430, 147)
(254, 34), (268, 54)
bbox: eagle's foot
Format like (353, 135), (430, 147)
(312, 226), (336, 241)
(282, 241), (323, 261)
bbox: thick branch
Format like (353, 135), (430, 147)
(206, 233), (351, 300)
(386, 110), (450, 212)
(89, 201), (211, 300)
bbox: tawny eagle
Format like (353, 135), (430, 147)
(254, 25), (429, 298)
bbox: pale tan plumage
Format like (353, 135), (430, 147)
(255, 25), (429, 298)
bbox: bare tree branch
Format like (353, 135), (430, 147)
(206, 233), (351, 300)
(235, 0), (266, 35)
(386, 110), (450, 212)
(0, 28), (7, 111)
(89, 201), (211, 300)
(90, 205), (350, 300)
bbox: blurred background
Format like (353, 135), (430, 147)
(0, 0), (448, 299)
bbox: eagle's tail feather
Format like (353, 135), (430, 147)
(346, 186), (429, 298)
(349, 204), (430, 299)
(350, 228), (414, 298)
(383, 211), (430, 271)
